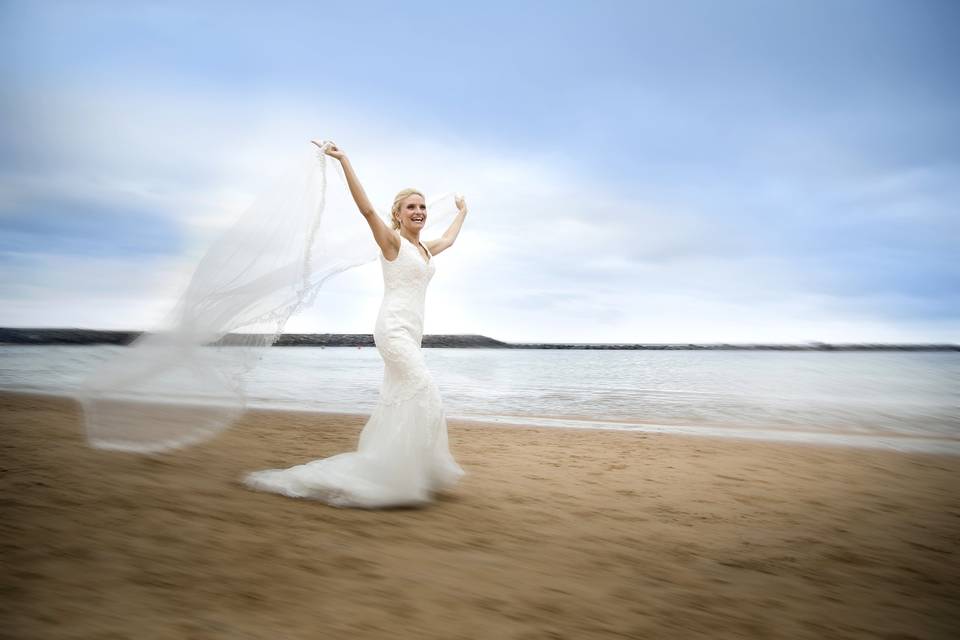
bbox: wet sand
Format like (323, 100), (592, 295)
(1, 390), (958, 639)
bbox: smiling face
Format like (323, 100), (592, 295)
(396, 193), (427, 231)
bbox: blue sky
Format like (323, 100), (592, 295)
(1, 0), (957, 342)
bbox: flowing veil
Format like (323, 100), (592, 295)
(76, 141), (461, 453)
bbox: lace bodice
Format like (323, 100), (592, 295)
(380, 234), (435, 299)
(374, 235), (437, 404)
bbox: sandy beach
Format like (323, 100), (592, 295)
(1, 389), (958, 639)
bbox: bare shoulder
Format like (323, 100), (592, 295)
(424, 236), (453, 257)
(362, 212), (400, 261)
(381, 228), (401, 262)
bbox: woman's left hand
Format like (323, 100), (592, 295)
(455, 194), (468, 213)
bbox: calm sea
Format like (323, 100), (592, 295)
(2, 346), (959, 454)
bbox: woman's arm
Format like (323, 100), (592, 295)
(316, 142), (375, 216)
(312, 140), (399, 258)
(426, 195), (468, 257)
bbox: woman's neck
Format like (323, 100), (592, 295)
(399, 228), (421, 244)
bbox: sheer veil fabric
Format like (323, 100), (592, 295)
(76, 142), (461, 454)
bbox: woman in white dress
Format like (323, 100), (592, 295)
(243, 142), (468, 508)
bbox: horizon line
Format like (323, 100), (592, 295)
(0, 327), (957, 349)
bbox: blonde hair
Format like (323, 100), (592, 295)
(390, 188), (425, 230)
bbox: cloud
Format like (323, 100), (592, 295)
(1, 28), (958, 343)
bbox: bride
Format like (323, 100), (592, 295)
(243, 141), (468, 508)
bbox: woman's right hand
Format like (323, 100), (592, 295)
(311, 139), (346, 161)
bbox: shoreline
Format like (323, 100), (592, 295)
(2, 389), (958, 638)
(8, 387), (960, 456)
(2, 328), (958, 350)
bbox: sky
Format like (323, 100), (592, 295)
(1, 0), (958, 343)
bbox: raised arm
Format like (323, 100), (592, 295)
(426, 195), (469, 257)
(311, 140), (399, 258)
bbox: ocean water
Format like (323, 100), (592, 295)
(2, 345), (959, 453)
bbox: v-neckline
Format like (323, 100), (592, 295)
(400, 233), (431, 265)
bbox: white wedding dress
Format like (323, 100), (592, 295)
(243, 233), (466, 508)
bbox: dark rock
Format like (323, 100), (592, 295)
(0, 328), (957, 351)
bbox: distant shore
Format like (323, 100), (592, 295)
(1, 328), (957, 351)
